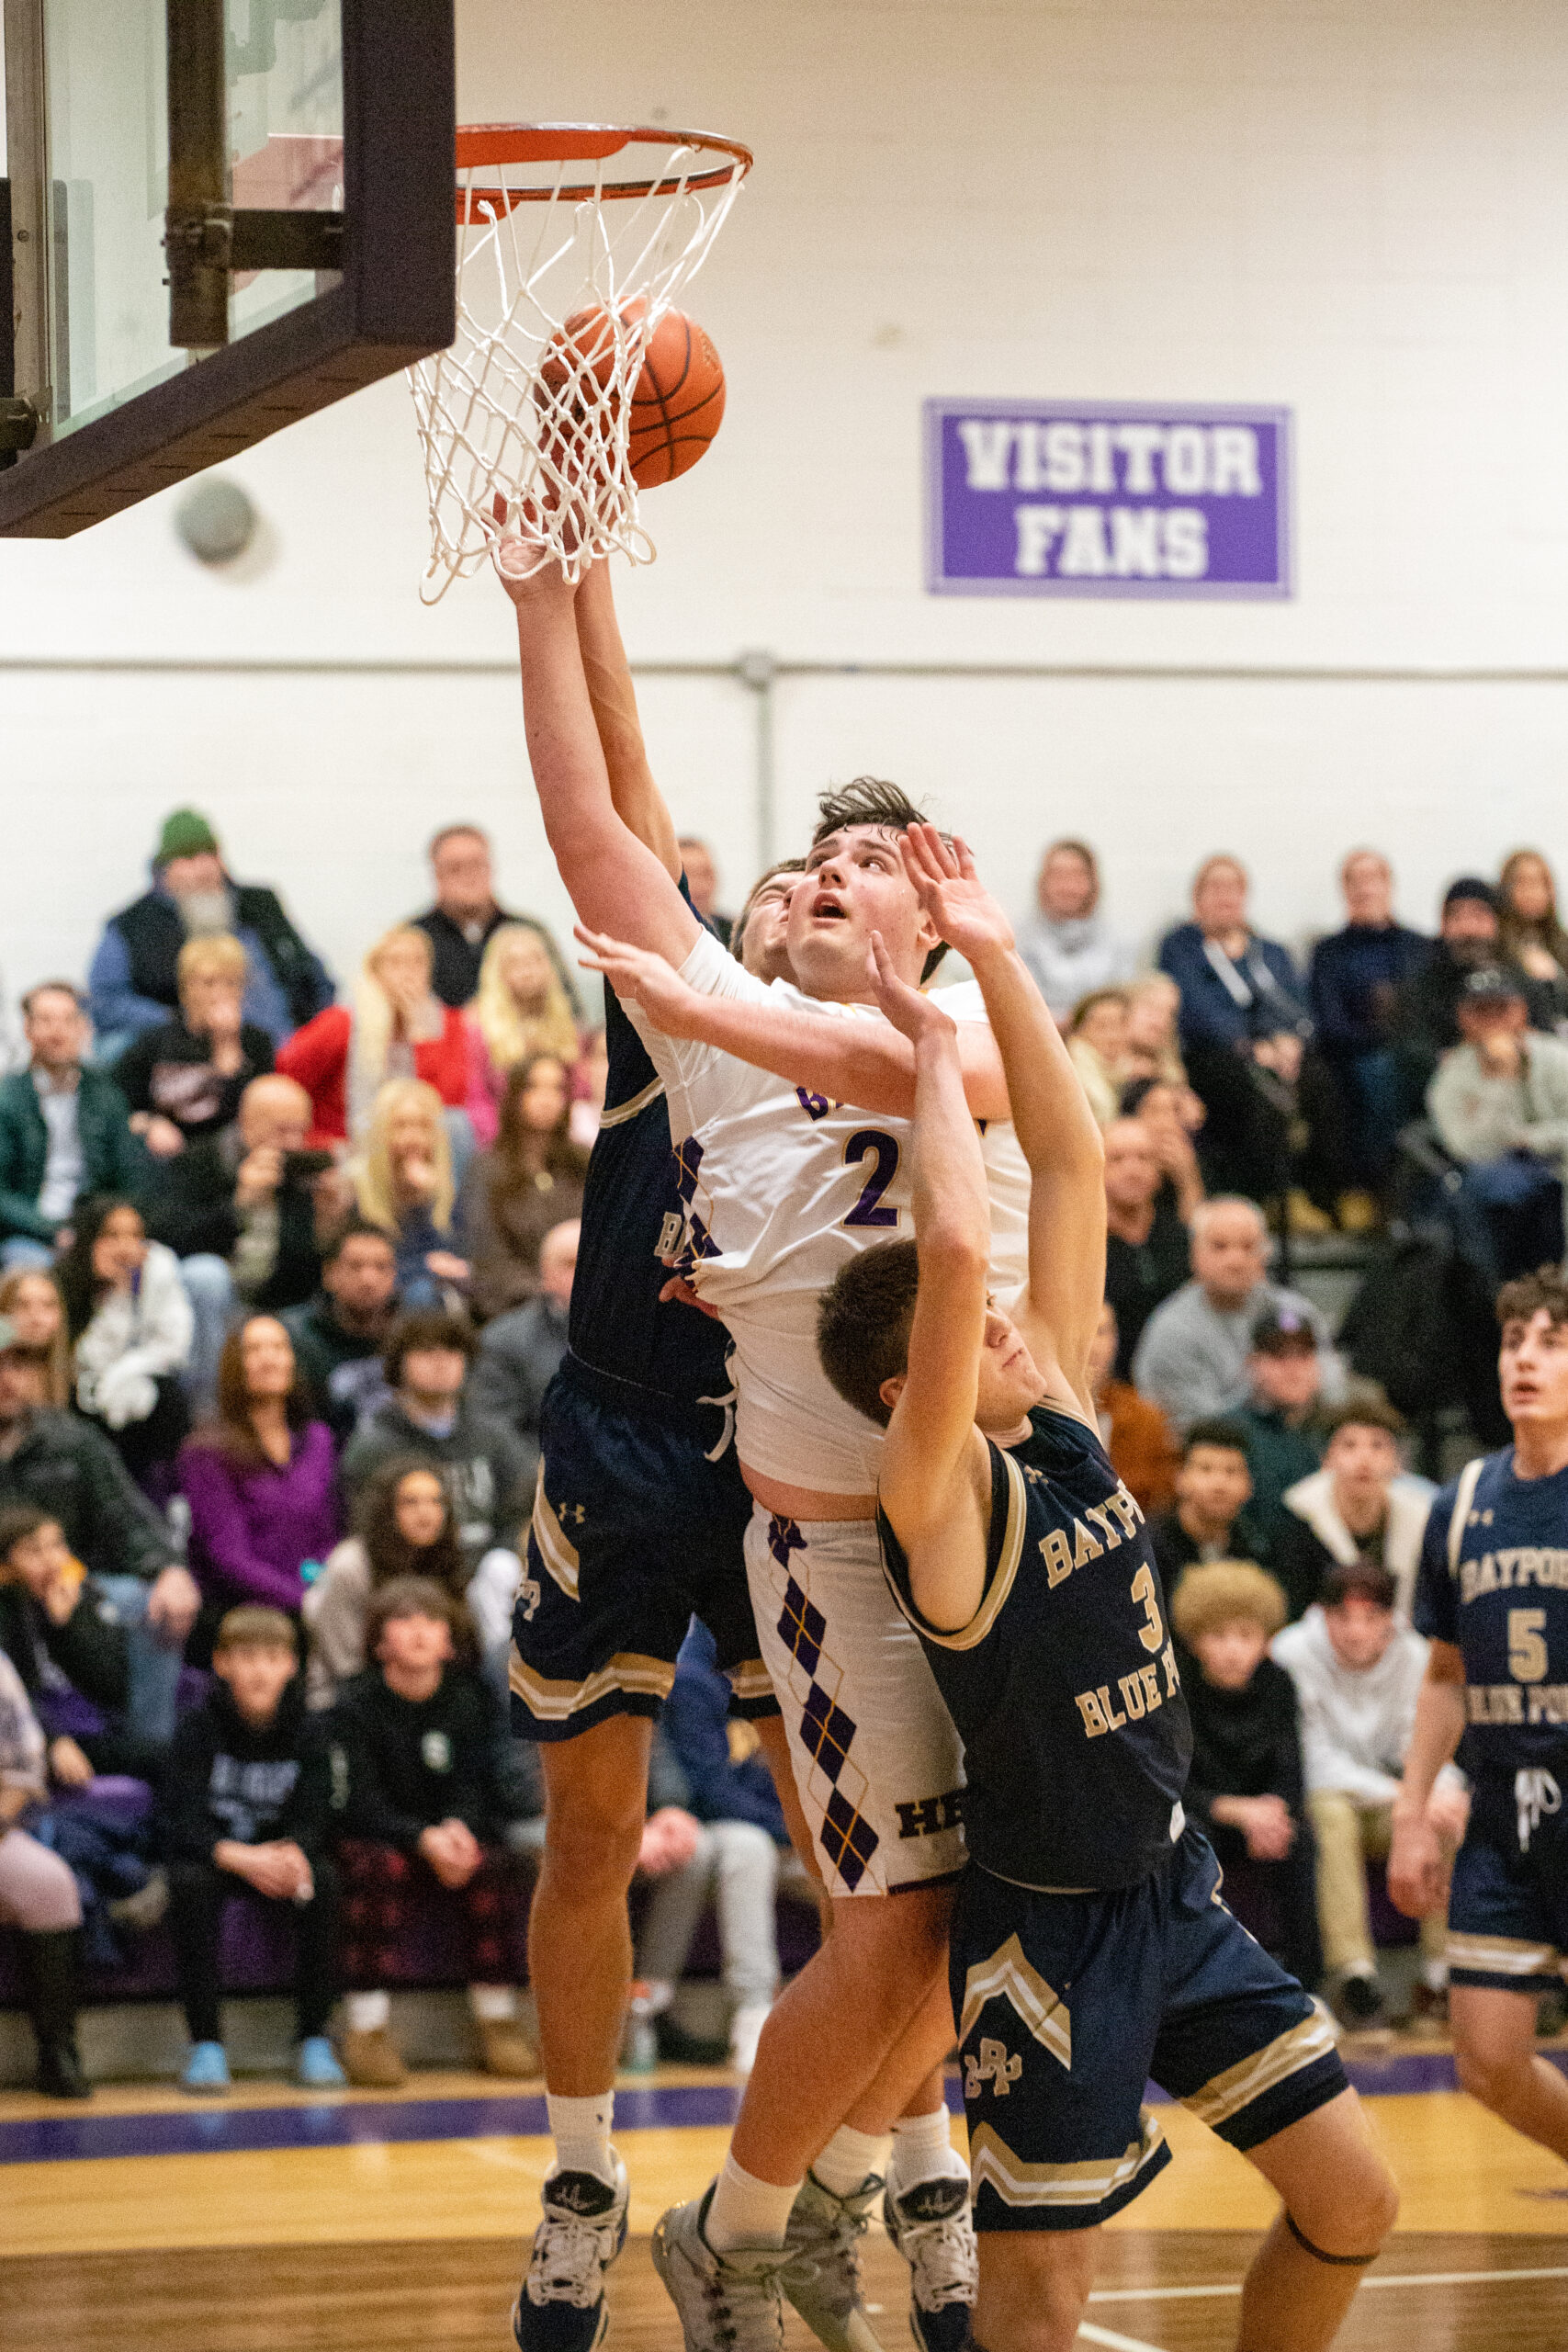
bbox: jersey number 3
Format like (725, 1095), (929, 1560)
(842, 1129), (901, 1227)
(1130, 1564), (1165, 1654)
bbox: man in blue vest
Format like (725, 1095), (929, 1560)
(87, 808), (333, 1056)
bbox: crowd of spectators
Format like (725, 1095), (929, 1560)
(1, 808), (1562, 2094)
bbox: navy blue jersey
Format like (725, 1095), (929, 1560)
(567, 918), (734, 1409)
(879, 1405), (1192, 1892)
(1415, 1448), (1568, 1809)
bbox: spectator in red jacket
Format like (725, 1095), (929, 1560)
(278, 927), (468, 1148)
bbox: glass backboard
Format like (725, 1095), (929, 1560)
(1, 0), (452, 534)
(35, 0), (344, 436)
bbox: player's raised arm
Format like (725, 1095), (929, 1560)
(574, 925), (1013, 1120)
(494, 537), (696, 964)
(902, 826), (1106, 1418)
(573, 560), (682, 881)
(863, 937), (993, 1632)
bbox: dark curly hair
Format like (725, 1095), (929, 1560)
(355, 1452), (468, 1600)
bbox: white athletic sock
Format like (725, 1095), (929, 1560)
(705, 2153), (802, 2253)
(345, 1990), (390, 2032)
(888, 2105), (966, 2193)
(468, 1984), (517, 2022)
(547, 2090), (616, 2186)
(812, 2124), (893, 2198)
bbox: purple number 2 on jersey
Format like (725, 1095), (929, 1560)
(843, 1129), (901, 1227)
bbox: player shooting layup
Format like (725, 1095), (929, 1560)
(821, 828), (1397, 2352)
(502, 548), (1020, 2352)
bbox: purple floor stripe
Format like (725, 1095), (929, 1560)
(0, 2080), (744, 2165)
(6, 2047), (1562, 2166)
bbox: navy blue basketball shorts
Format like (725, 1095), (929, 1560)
(952, 1826), (1348, 2231)
(1447, 1771), (1568, 1991)
(509, 1353), (776, 1742)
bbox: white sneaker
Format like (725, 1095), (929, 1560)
(651, 2187), (790, 2352)
(728, 2001), (772, 2076)
(883, 2173), (977, 2352)
(782, 2169), (886, 2352)
(513, 2156), (629, 2352)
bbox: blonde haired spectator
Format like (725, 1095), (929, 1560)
(355, 1080), (468, 1307)
(1122, 973), (1200, 1098)
(114, 933), (272, 1159)
(0, 1270), (70, 1408)
(277, 925), (468, 1148)
(464, 923), (581, 1149)
(1066, 988), (1130, 1126)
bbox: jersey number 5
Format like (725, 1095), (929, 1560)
(1508, 1608), (1548, 1684)
(842, 1129), (901, 1227)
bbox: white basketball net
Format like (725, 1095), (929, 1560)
(407, 129), (749, 605)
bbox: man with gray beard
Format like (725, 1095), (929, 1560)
(88, 808), (333, 1055)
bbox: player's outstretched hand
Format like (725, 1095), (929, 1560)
(866, 931), (957, 1046)
(489, 491), (581, 607)
(575, 922), (700, 1036)
(899, 823), (1016, 963)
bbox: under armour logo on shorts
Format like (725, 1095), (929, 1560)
(964, 2037), (1022, 2098)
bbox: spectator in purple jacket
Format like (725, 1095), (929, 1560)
(179, 1317), (340, 1645)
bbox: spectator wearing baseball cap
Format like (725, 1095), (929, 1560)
(1389, 878), (1551, 1114)
(1227, 1309), (1329, 1573)
(1426, 966), (1568, 1285)
(87, 808), (334, 1057)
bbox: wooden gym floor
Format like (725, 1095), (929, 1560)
(3, 2050), (1567, 2351)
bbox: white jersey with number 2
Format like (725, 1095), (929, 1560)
(624, 928), (1028, 1496)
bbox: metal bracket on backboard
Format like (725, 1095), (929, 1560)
(165, 0), (345, 346)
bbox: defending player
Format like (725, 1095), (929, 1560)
(1391, 1266), (1568, 2183)
(509, 563), (790, 2352)
(500, 545), (1024, 2352)
(818, 829), (1397, 2352)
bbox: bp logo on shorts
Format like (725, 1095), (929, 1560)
(422, 1730), (453, 1773)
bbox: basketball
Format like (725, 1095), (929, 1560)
(537, 300), (725, 489)
(626, 309), (727, 487)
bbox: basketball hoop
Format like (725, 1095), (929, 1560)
(408, 123), (751, 604)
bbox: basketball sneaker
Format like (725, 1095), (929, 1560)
(781, 2169), (886, 2352)
(513, 2157), (629, 2352)
(883, 2174), (978, 2352)
(650, 2187), (790, 2352)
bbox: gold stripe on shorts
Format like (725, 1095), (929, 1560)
(1447, 1930), (1562, 1976)
(509, 1647), (675, 1723)
(959, 1932), (1072, 2070)
(1181, 2009), (1339, 2132)
(726, 1658), (777, 1702)
(969, 2111), (1165, 2209)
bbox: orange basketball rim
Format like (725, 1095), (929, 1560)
(406, 122), (752, 604)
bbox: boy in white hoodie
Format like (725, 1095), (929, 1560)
(1274, 1564), (1464, 2027)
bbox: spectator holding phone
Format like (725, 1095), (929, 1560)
(141, 1075), (336, 1408)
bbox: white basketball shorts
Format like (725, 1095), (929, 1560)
(745, 1505), (966, 1896)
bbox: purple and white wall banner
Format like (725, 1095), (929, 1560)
(925, 398), (1292, 599)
